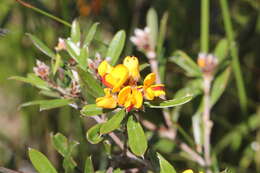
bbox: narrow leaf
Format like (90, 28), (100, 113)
(170, 51), (202, 77)
(144, 95), (193, 108)
(77, 68), (104, 98)
(84, 22), (99, 46)
(66, 39), (80, 61)
(157, 153), (176, 173)
(71, 20), (81, 43)
(28, 148), (58, 173)
(106, 30), (126, 65)
(84, 156), (94, 173)
(27, 33), (55, 59)
(127, 115), (147, 156)
(100, 109), (125, 134)
(214, 39), (229, 63)
(86, 123), (103, 144)
(53, 54), (61, 75)
(51, 133), (69, 157)
(81, 104), (106, 116)
(156, 12), (168, 56)
(146, 8), (158, 48)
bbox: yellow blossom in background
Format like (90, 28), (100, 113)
(142, 73), (165, 100)
(96, 88), (117, 109)
(182, 169), (203, 173)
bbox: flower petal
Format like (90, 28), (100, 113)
(132, 88), (143, 108)
(96, 96), (117, 109)
(98, 60), (113, 77)
(118, 86), (131, 106)
(123, 56), (140, 81)
(144, 73), (156, 88)
(150, 84), (165, 97)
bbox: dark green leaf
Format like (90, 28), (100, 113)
(53, 54), (61, 75)
(77, 68), (104, 98)
(170, 51), (202, 77)
(86, 123), (103, 144)
(106, 30), (126, 65)
(78, 45), (89, 70)
(27, 33), (55, 59)
(157, 153), (176, 173)
(139, 63), (150, 71)
(103, 140), (111, 156)
(84, 156), (94, 173)
(146, 8), (158, 48)
(144, 95), (193, 108)
(100, 109), (125, 134)
(28, 148), (58, 173)
(51, 133), (69, 157)
(214, 39), (229, 63)
(10, 73), (50, 91)
(156, 12), (168, 57)
(84, 22), (99, 46)
(127, 115), (147, 156)
(71, 20), (81, 43)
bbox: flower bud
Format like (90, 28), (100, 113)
(197, 53), (218, 76)
(33, 60), (50, 80)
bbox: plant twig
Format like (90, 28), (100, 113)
(180, 143), (206, 166)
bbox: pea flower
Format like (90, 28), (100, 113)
(118, 86), (143, 112)
(96, 88), (117, 109)
(141, 73), (165, 100)
(123, 56), (140, 83)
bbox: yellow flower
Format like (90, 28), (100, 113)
(98, 60), (129, 93)
(118, 86), (143, 111)
(96, 88), (117, 109)
(182, 169), (203, 173)
(123, 56), (140, 82)
(142, 73), (165, 100)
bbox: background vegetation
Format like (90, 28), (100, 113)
(0, 0), (259, 172)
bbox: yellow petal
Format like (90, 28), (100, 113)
(144, 87), (155, 100)
(150, 84), (165, 97)
(105, 64), (129, 92)
(96, 96), (117, 109)
(144, 73), (156, 88)
(118, 86), (131, 106)
(182, 169), (194, 173)
(98, 60), (113, 77)
(123, 56), (140, 81)
(132, 88), (143, 108)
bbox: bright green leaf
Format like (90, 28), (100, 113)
(71, 20), (81, 43)
(53, 54), (61, 75)
(51, 133), (69, 157)
(84, 156), (94, 173)
(84, 22), (99, 46)
(78, 45), (89, 70)
(170, 51), (202, 77)
(106, 30), (126, 65)
(157, 153), (176, 173)
(214, 39), (229, 63)
(146, 8), (158, 48)
(77, 68), (104, 98)
(86, 123), (103, 144)
(81, 104), (107, 116)
(28, 148), (58, 173)
(66, 39), (80, 61)
(127, 115), (147, 156)
(113, 168), (123, 173)
(144, 95), (193, 108)
(10, 73), (50, 91)
(27, 33), (55, 59)
(100, 109), (125, 134)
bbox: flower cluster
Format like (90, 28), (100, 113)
(95, 56), (165, 111)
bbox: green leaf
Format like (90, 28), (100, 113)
(156, 12), (168, 57)
(81, 104), (109, 116)
(100, 109), (125, 134)
(113, 169), (123, 173)
(144, 95), (193, 108)
(157, 153), (176, 173)
(51, 133), (69, 157)
(211, 67), (231, 106)
(84, 22), (99, 46)
(86, 123), (104, 144)
(27, 33), (55, 59)
(66, 39), (80, 61)
(53, 54), (62, 75)
(103, 140), (112, 156)
(106, 30), (126, 65)
(78, 45), (89, 70)
(71, 20), (81, 43)
(214, 39), (229, 63)
(19, 99), (73, 111)
(139, 63), (150, 71)
(84, 156), (94, 173)
(146, 8), (158, 48)
(170, 51), (202, 77)
(28, 148), (58, 173)
(10, 73), (50, 91)
(127, 115), (147, 156)
(77, 68), (104, 98)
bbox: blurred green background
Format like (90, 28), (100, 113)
(0, 0), (259, 172)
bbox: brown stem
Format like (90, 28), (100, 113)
(180, 143), (206, 166)
(202, 75), (213, 173)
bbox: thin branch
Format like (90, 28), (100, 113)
(180, 143), (206, 166)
